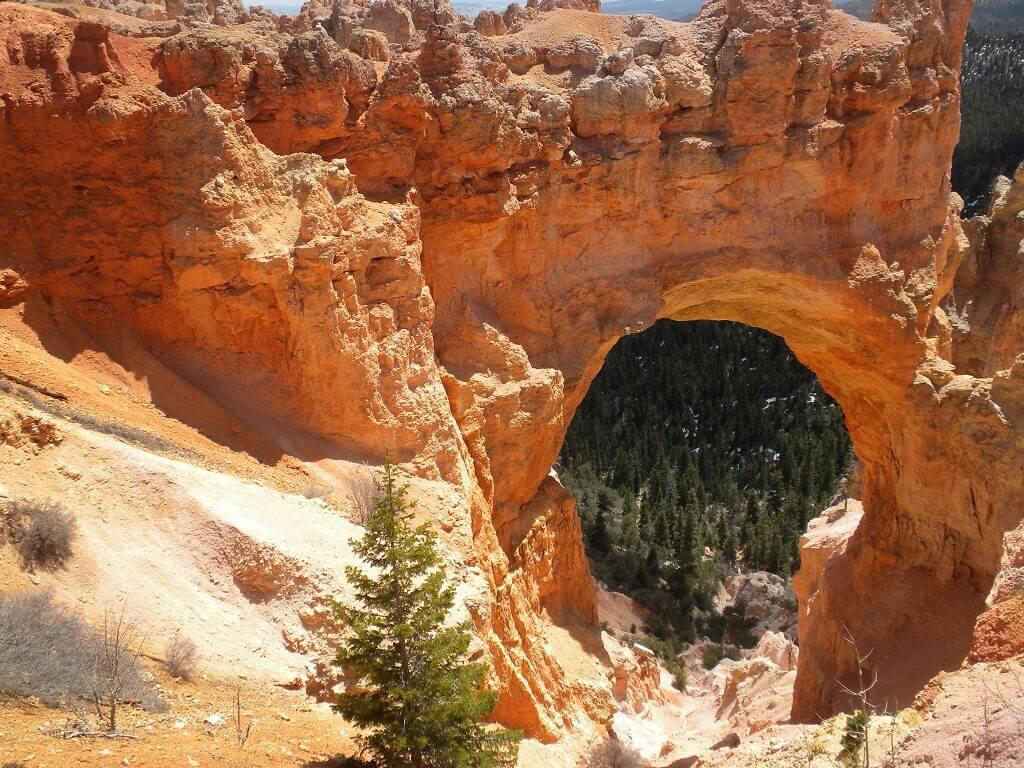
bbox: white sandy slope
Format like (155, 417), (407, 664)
(0, 393), (489, 689)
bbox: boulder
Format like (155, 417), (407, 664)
(545, 34), (602, 71)
(348, 26), (389, 61)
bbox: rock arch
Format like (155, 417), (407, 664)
(410, 0), (1006, 725)
(3, 0), (1024, 743)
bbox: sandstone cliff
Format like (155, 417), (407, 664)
(3, 0), (1024, 746)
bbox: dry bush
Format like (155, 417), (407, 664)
(301, 482), (331, 501)
(164, 633), (199, 681)
(0, 589), (95, 705)
(348, 468), (378, 526)
(585, 740), (646, 768)
(234, 685), (254, 748)
(5, 499), (76, 572)
(93, 606), (151, 732)
(0, 590), (162, 720)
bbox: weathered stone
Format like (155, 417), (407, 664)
(348, 27), (389, 61)
(4, 0), (1023, 745)
(545, 34), (602, 71)
(474, 9), (507, 37)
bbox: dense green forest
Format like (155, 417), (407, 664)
(559, 321), (851, 640)
(968, 0), (1024, 36)
(955, 29), (1024, 215)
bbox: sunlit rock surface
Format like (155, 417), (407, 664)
(4, 0), (1024, 745)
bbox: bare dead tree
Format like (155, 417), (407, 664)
(883, 712), (906, 768)
(91, 606), (147, 733)
(836, 625), (879, 768)
(234, 685), (253, 748)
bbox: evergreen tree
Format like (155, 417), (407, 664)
(620, 494), (641, 552)
(954, 29), (1024, 215)
(333, 459), (520, 768)
(590, 503), (611, 555)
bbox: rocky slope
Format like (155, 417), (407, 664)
(3, 0), (1024, 759)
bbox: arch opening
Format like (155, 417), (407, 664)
(559, 318), (852, 707)
(520, 274), (999, 720)
(562, 317), (849, 603)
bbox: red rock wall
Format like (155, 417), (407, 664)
(6, 0), (1024, 740)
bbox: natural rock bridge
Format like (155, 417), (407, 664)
(3, 0), (1024, 742)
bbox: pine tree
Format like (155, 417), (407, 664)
(333, 459), (520, 768)
(620, 493), (641, 552)
(590, 502), (611, 554)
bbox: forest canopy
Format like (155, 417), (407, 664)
(559, 321), (851, 639)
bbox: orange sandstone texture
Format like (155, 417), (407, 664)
(3, 0), (1024, 741)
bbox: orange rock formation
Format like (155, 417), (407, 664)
(3, 0), (1023, 742)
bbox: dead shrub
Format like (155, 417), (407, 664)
(164, 633), (199, 681)
(234, 685), (254, 747)
(348, 468), (378, 526)
(301, 482), (331, 501)
(5, 499), (76, 571)
(0, 589), (94, 705)
(585, 740), (646, 768)
(93, 606), (151, 732)
(0, 590), (162, 719)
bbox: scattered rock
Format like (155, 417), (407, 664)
(711, 732), (740, 750)
(58, 464), (83, 481)
(0, 268), (28, 307)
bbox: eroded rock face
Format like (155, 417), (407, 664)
(607, 640), (665, 714)
(718, 571), (798, 640)
(14, 0), (248, 26)
(158, 26), (378, 155)
(3, 0), (1024, 743)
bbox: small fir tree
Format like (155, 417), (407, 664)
(333, 458), (520, 768)
(620, 495), (641, 552)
